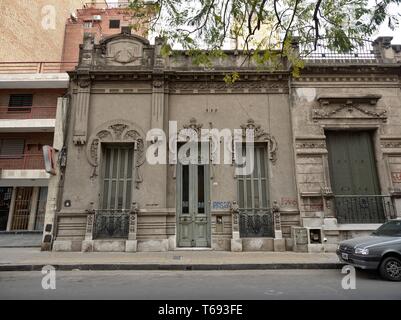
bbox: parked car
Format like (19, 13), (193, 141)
(337, 219), (401, 281)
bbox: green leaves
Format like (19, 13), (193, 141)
(129, 0), (400, 80)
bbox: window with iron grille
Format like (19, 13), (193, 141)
(0, 139), (25, 158)
(109, 20), (120, 29)
(8, 94), (33, 112)
(237, 144), (273, 237)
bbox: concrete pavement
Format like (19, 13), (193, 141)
(0, 248), (342, 271)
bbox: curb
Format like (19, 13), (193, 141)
(0, 263), (344, 272)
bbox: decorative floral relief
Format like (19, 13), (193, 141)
(86, 121), (145, 188)
(240, 119), (278, 163)
(313, 104), (387, 122)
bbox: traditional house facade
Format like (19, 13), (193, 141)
(46, 29), (401, 253)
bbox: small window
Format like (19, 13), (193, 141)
(109, 20), (120, 29)
(83, 21), (93, 29)
(0, 139), (25, 158)
(8, 94), (33, 112)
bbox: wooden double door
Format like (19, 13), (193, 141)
(176, 162), (211, 248)
(326, 131), (384, 223)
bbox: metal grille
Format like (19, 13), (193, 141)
(334, 195), (394, 224)
(301, 38), (380, 64)
(94, 210), (130, 239)
(239, 209), (274, 238)
(34, 187), (48, 231)
(11, 187), (33, 230)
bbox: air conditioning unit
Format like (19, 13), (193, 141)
(92, 15), (102, 21)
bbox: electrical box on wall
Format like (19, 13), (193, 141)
(292, 227), (308, 252)
(292, 227), (325, 252)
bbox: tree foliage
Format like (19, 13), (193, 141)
(129, 0), (401, 76)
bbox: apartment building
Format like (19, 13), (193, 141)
(0, 1), (148, 245)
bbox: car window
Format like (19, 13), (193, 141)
(373, 221), (401, 237)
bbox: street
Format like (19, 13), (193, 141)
(0, 269), (400, 300)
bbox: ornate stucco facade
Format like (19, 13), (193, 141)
(45, 30), (401, 253)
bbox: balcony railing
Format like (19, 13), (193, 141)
(0, 154), (44, 170)
(0, 106), (56, 119)
(334, 195), (396, 224)
(0, 62), (77, 74)
(94, 209), (130, 239)
(84, 1), (131, 9)
(300, 38), (381, 64)
(239, 208), (274, 238)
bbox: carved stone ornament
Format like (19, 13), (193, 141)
(313, 103), (387, 122)
(179, 118), (204, 141)
(104, 37), (144, 65)
(240, 119), (278, 163)
(78, 78), (91, 88)
(86, 120), (146, 188)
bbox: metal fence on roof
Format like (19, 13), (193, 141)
(300, 38), (381, 64)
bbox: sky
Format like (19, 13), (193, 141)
(108, 0), (401, 45)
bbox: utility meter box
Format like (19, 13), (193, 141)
(292, 227), (324, 252)
(292, 227), (308, 252)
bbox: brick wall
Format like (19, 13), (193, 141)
(0, 89), (64, 119)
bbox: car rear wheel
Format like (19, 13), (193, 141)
(379, 257), (401, 281)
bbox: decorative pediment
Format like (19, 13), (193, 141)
(313, 94), (387, 123)
(100, 34), (149, 66)
(317, 94), (382, 106)
(86, 120), (145, 188)
(240, 119), (278, 163)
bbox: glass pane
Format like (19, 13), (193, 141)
(120, 149), (126, 179)
(110, 181), (116, 209)
(127, 150), (133, 179)
(246, 179), (252, 209)
(239, 179), (244, 208)
(198, 165), (205, 213)
(254, 180), (259, 208)
(260, 148), (266, 178)
(261, 180), (267, 208)
(182, 165), (189, 214)
(103, 181), (109, 209)
(126, 182), (131, 210)
(253, 147), (259, 178)
(104, 148), (111, 179)
(118, 181), (124, 209)
(112, 149), (118, 179)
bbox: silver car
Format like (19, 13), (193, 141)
(337, 219), (401, 281)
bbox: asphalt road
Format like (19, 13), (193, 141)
(0, 269), (400, 300)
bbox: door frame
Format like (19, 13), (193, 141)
(176, 161), (211, 248)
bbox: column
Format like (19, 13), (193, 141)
(27, 187), (39, 231)
(6, 187), (17, 231)
(41, 98), (68, 251)
(150, 79), (168, 208)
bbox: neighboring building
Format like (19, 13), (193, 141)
(46, 29), (401, 253)
(0, 0), (87, 61)
(0, 64), (69, 235)
(62, 1), (150, 63)
(0, 1), (147, 246)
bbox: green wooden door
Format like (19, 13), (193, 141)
(326, 131), (384, 223)
(177, 154), (210, 247)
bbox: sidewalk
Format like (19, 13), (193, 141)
(0, 248), (342, 271)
